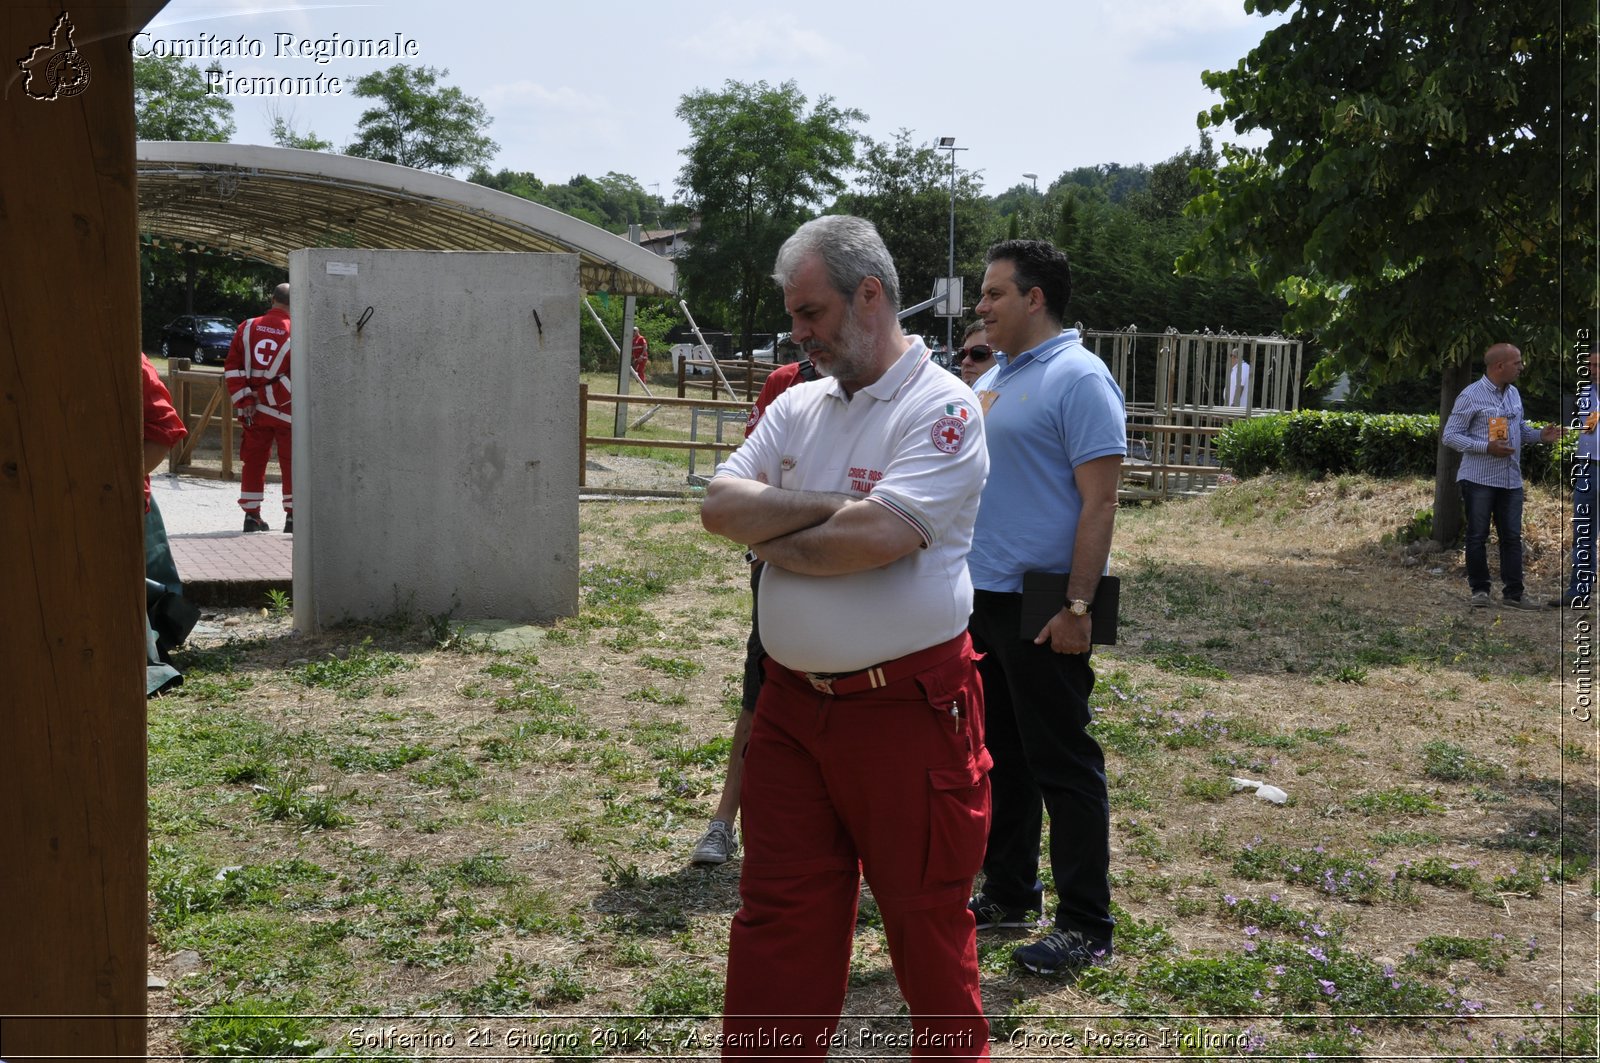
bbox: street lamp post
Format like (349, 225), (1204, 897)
(1022, 171), (1038, 194)
(938, 136), (967, 355)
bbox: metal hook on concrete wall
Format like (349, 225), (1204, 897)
(356, 306), (374, 333)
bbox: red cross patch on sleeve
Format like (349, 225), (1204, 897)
(930, 416), (967, 454)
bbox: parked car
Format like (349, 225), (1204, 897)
(160, 315), (235, 365)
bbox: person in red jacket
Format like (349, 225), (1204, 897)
(690, 356), (816, 866)
(224, 283), (292, 533)
(142, 353), (198, 675)
(141, 353), (186, 510)
(631, 326), (649, 381)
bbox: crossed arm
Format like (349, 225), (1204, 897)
(701, 477), (924, 577)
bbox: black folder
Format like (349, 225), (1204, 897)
(1018, 572), (1120, 645)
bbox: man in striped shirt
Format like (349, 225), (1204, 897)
(1443, 342), (1559, 608)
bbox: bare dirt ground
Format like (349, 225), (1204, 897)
(148, 465), (1597, 1060)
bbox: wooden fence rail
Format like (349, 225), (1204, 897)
(582, 385), (1235, 499)
(580, 385), (754, 487)
(162, 358), (235, 479)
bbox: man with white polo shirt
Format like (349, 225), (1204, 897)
(701, 215), (992, 1058)
(966, 239), (1126, 978)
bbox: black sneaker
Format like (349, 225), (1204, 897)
(284, 516), (294, 534)
(969, 892), (1042, 930)
(243, 513), (270, 533)
(1013, 928), (1113, 975)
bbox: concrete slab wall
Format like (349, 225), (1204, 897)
(290, 250), (580, 632)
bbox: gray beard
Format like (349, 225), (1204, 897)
(813, 310), (876, 392)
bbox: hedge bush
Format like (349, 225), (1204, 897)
(1216, 410), (1572, 483)
(1354, 413), (1439, 477)
(1214, 416), (1287, 478)
(1281, 411), (1365, 475)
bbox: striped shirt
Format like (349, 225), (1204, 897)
(1443, 375), (1542, 489)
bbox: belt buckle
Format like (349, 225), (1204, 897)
(804, 673), (835, 695)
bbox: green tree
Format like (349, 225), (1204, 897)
(470, 168), (678, 234)
(134, 55), (234, 141)
(676, 80), (864, 356)
(134, 55), (247, 334)
(267, 105), (333, 152)
(579, 296), (677, 373)
(1182, 0), (1596, 543)
(346, 65), (498, 174)
(836, 130), (994, 336)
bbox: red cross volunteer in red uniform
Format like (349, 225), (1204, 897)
(701, 215), (992, 1059)
(224, 283), (292, 533)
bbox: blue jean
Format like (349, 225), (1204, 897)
(969, 590), (1113, 943)
(1568, 457), (1597, 603)
(1461, 480), (1525, 599)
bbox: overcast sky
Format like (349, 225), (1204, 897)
(143, 0), (1287, 199)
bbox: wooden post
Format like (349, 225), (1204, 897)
(1, 4), (166, 1061)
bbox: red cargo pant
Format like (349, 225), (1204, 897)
(238, 417), (292, 516)
(723, 634), (991, 1060)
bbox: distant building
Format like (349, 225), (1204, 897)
(641, 227), (691, 259)
(1323, 372), (1352, 406)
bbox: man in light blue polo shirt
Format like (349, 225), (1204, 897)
(965, 239), (1126, 976)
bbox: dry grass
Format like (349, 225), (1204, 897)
(148, 470), (1597, 1060)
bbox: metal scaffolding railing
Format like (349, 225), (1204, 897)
(1083, 326), (1304, 498)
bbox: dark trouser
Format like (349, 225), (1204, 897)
(969, 590), (1113, 942)
(1461, 480), (1524, 598)
(741, 563), (765, 714)
(1568, 459), (1597, 603)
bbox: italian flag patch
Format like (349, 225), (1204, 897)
(945, 403), (969, 421)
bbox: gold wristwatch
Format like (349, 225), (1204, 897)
(1067, 598), (1091, 616)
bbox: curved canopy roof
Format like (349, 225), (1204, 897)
(136, 142), (676, 297)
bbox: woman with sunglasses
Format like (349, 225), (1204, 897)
(958, 321), (999, 387)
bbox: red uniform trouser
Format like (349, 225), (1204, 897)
(238, 417), (292, 515)
(723, 634), (991, 1060)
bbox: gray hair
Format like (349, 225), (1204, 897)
(773, 215), (900, 312)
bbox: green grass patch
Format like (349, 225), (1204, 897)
(1403, 934), (1509, 975)
(330, 741), (432, 773)
(295, 637), (413, 698)
(639, 654), (704, 678)
(1347, 788), (1445, 815)
(1420, 740), (1504, 783)
(1144, 638), (1231, 680)
(179, 997), (325, 1059)
(1232, 840), (1389, 902)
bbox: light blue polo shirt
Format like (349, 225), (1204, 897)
(968, 329), (1126, 593)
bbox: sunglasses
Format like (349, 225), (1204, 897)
(960, 345), (993, 362)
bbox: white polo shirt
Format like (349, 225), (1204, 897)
(715, 341), (989, 673)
